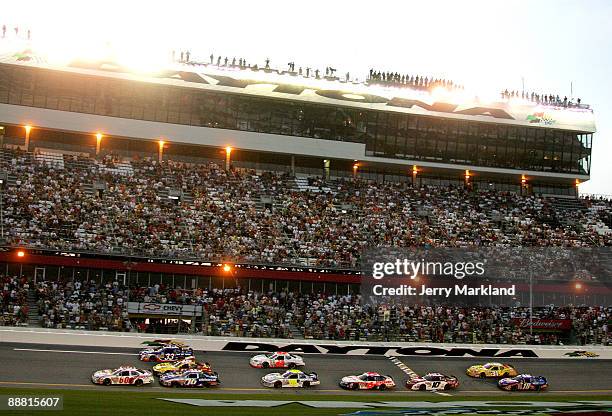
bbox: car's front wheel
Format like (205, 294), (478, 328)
(274, 381), (282, 389)
(135, 379), (143, 387)
(288, 363), (296, 369)
(480, 373), (487, 379)
(419, 384), (426, 391)
(351, 383), (358, 390)
(262, 362), (269, 369)
(103, 379), (111, 386)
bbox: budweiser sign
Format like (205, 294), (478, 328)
(511, 318), (572, 331)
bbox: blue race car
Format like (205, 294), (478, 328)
(139, 345), (194, 362)
(158, 369), (220, 388)
(498, 374), (548, 391)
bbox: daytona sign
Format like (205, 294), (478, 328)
(221, 341), (538, 357)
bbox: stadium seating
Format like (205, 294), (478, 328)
(2, 148), (611, 269)
(16, 277), (611, 345)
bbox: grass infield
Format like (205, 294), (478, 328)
(0, 387), (610, 416)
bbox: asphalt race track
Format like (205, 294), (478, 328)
(0, 342), (610, 395)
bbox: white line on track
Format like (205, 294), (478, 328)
(387, 356), (419, 379)
(14, 348), (135, 356)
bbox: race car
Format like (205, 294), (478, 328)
(159, 369), (220, 388)
(249, 351), (305, 369)
(498, 374), (548, 391)
(139, 344), (194, 362)
(564, 350), (600, 358)
(152, 357), (213, 375)
(339, 372), (396, 390)
(405, 373), (459, 391)
(141, 339), (186, 348)
(466, 362), (518, 378)
(261, 369), (320, 388)
(91, 366), (153, 386)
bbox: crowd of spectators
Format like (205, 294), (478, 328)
(0, 274), (29, 326)
(2, 274), (609, 345)
(1, 148), (610, 344)
(33, 279), (130, 331)
(4, 149), (612, 269)
(368, 69), (464, 92)
(96, 282), (612, 345)
(500, 89), (584, 108)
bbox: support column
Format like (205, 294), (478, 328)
(24, 125), (32, 151)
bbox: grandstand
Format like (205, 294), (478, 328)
(0, 48), (609, 344)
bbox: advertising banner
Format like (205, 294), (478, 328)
(510, 318), (573, 331)
(127, 302), (202, 317)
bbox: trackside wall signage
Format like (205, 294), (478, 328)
(2, 328), (611, 359)
(220, 341), (539, 357)
(127, 302), (202, 317)
(511, 318), (572, 331)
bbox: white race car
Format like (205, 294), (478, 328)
(261, 369), (320, 388)
(91, 366), (153, 386)
(339, 372), (396, 390)
(249, 351), (305, 369)
(405, 373), (459, 391)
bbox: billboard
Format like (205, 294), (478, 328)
(127, 302), (203, 317)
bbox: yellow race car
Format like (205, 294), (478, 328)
(466, 362), (518, 378)
(152, 357), (213, 376)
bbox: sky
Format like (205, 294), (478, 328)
(2, 0), (611, 194)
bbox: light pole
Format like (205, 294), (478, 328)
(529, 271), (533, 336)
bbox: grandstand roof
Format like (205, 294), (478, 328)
(0, 52), (596, 133)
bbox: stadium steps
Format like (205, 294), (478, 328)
(5, 173), (18, 187)
(82, 182), (96, 197)
(34, 150), (65, 169)
(181, 191), (194, 205)
(288, 323), (304, 339)
(549, 197), (587, 212)
(26, 289), (40, 325)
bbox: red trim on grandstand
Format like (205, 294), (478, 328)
(3, 250), (609, 295)
(1, 251), (361, 284)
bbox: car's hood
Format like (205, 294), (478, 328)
(262, 373), (282, 380)
(250, 355), (268, 361)
(93, 369), (112, 377)
(341, 376), (361, 382)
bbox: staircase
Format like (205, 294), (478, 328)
(288, 323), (304, 339)
(26, 289), (40, 326)
(550, 197), (587, 212)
